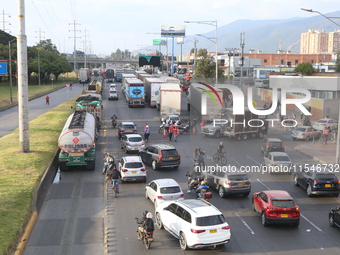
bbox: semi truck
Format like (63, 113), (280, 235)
(124, 78), (145, 108)
(122, 74), (137, 95)
(58, 110), (96, 170)
(106, 68), (115, 82)
(79, 68), (90, 84)
(156, 83), (182, 117)
(201, 108), (268, 139)
(115, 68), (124, 82)
(187, 83), (224, 122)
(76, 93), (102, 121)
(144, 77), (165, 107)
(86, 78), (102, 94)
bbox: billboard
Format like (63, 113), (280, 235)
(153, 39), (163, 45)
(0, 62), (8, 75)
(139, 56), (161, 67)
(161, 25), (186, 37)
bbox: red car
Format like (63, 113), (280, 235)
(252, 190), (300, 227)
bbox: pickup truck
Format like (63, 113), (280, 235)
(202, 169), (251, 198)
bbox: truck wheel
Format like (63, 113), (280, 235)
(241, 134), (248, 140)
(257, 132), (264, 138)
(215, 132), (220, 138)
(59, 162), (68, 171)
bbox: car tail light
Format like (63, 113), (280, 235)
(157, 196), (163, 199)
(147, 232), (153, 235)
(158, 155), (163, 161)
(141, 168), (146, 172)
(222, 225), (230, 230)
(119, 129), (124, 132)
(142, 141), (145, 145)
(245, 181), (251, 185)
(180, 193), (184, 197)
(225, 181), (231, 185)
(121, 169), (128, 172)
(178, 153), (180, 159)
(282, 144), (284, 149)
(313, 180), (320, 184)
(301, 133), (305, 136)
(126, 142), (130, 146)
(190, 229), (206, 234)
(132, 129), (137, 132)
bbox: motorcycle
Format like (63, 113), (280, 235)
(103, 153), (115, 176)
(198, 188), (213, 202)
(186, 172), (203, 191)
(135, 218), (154, 249)
(178, 122), (191, 134)
(194, 150), (205, 168)
(112, 119), (117, 128)
(158, 122), (165, 133)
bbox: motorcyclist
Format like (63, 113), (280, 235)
(137, 211), (154, 240)
(193, 147), (205, 167)
(109, 164), (121, 192)
(187, 168), (204, 193)
(111, 114), (117, 127)
(196, 181), (209, 198)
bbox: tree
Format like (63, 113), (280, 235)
(335, 50), (340, 72)
(294, 62), (315, 75)
(194, 48), (224, 79)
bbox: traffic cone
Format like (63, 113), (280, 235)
(163, 128), (167, 137)
(192, 126), (197, 135)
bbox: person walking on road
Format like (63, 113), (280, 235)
(45, 95), (50, 105)
(144, 125), (150, 143)
(173, 125), (179, 142)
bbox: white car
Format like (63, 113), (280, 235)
(291, 126), (321, 141)
(313, 119), (338, 131)
(109, 84), (117, 89)
(118, 156), (146, 183)
(161, 115), (181, 125)
(263, 152), (293, 174)
(120, 134), (145, 153)
(155, 199), (231, 250)
(108, 89), (118, 100)
(145, 178), (184, 208)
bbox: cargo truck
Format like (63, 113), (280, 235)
(187, 83), (223, 122)
(106, 68), (115, 82)
(86, 78), (102, 94)
(76, 93), (102, 121)
(125, 78), (145, 108)
(79, 68), (90, 84)
(122, 74), (137, 95)
(58, 110), (96, 170)
(156, 83), (182, 117)
(144, 77), (165, 107)
(201, 108), (268, 139)
(115, 68), (123, 82)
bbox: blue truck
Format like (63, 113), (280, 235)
(124, 78), (145, 108)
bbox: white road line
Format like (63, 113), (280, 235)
(234, 212), (255, 235)
(246, 154), (262, 165)
(257, 178), (323, 232)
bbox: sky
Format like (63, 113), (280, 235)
(2, 0), (340, 57)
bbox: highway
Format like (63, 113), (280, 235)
(23, 80), (340, 255)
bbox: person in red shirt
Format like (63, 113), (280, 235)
(45, 95), (50, 105)
(168, 123), (174, 141)
(173, 126), (179, 142)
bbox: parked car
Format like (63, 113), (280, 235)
(120, 134), (145, 153)
(252, 190), (300, 227)
(108, 89), (118, 100)
(118, 121), (137, 139)
(155, 199), (231, 250)
(293, 167), (340, 197)
(118, 156), (146, 183)
(262, 152), (293, 174)
(329, 206), (340, 228)
(313, 119), (338, 131)
(291, 126), (321, 141)
(202, 169), (251, 198)
(261, 138), (284, 154)
(139, 144), (180, 170)
(161, 114), (181, 125)
(145, 178), (184, 208)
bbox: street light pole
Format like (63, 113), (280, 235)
(301, 8), (340, 163)
(184, 20), (218, 84)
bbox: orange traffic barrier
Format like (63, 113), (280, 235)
(163, 128), (167, 137)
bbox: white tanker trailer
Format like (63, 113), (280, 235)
(58, 110), (96, 170)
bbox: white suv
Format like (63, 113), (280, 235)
(118, 156), (146, 183)
(155, 199), (231, 250)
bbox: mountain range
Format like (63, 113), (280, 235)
(181, 11), (340, 54)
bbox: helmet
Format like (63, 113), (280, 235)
(220, 142), (223, 145)
(146, 212), (153, 219)
(201, 181), (206, 185)
(143, 210), (149, 217)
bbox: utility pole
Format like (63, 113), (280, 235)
(83, 29), (89, 68)
(17, 0), (30, 152)
(35, 28), (45, 86)
(1, 9), (11, 32)
(239, 32), (245, 89)
(69, 20), (81, 72)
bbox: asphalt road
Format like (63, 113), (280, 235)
(22, 80), (340, 255)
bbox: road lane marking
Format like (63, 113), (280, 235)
(234, 212), (255, 235)
(256, 178), (271, 190)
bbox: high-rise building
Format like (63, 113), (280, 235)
(300, 29), (340, 54)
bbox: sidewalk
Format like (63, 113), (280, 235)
(266, 105), (338, 164)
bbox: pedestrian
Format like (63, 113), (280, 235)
(322, 126), (330, 144)
(144, 125), (150, 143)
(164, 120), (170, 134)
(143, 123), (148, 131)
(70, 83), (73, 90)
(168, 123), (174, 141)
(173, 125), (179, 142)
(45, 95), (50, 105)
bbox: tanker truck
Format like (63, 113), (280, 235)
(58, 110), (96, 171)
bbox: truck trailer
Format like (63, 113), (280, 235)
(58, 110), (96, 170)
(124, 78), (145, 108)
(144, 77), (165, 107)
(157, 83), (182, 117)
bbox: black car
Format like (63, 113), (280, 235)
(329, 207), (340, 228)
(139, 144), (180, 170)
(118, 121), (137, 139)
(261, 138), (285, 154)
(293, 168), (340, 197)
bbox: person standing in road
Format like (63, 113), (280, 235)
(173, 125), (179, 142)
(144, 125), (150, 143)
(168, 123), (174, 141)
(45, 95), (50, 105)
